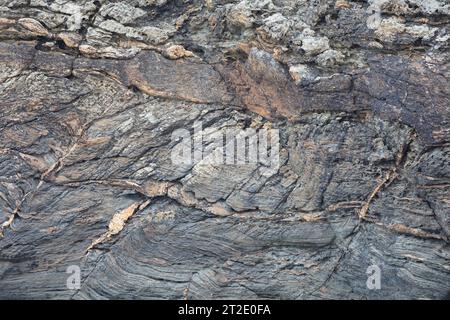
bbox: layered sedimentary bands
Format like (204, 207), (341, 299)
(0, 0), (449, 299)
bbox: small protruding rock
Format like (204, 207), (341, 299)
(296, 29), (330, 56)
(289, 64), (315, 84)
(56, 32), (82, 48)
(0, 18), (15, 26)
(316, 49), (345, 67)
(335, 0), (351, 9)
(163, 45), (195, 60)
(18, 18), (49, 36)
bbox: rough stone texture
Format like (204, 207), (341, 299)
(0, 0), (449, 300)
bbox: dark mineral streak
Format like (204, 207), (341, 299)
(0, 0), (449, 299)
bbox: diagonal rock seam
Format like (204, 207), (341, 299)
(0, 0), (449, 299)
(86, 200), (151, 252)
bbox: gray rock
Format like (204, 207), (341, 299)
(0, 0), (449, 300)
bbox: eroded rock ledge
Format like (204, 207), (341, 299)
(0, 0), (449, 299)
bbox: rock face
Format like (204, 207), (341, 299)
(0, 0), (449, 300)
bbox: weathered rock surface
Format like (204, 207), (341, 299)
(0, 0), (449, 299)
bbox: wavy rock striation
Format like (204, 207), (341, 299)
(0, 0), (449, 299)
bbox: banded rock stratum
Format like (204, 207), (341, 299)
(0, 0), (449, 299)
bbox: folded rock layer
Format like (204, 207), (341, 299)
(0, 0), (449, 299)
